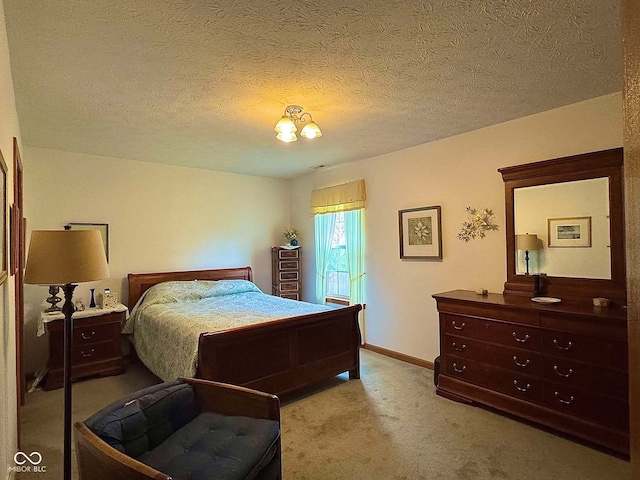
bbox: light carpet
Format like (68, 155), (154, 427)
(16, 350), (629, 479)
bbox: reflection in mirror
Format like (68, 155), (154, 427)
(514, 177), (611, 279)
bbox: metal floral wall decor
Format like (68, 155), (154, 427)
(457, 207), (499, 242)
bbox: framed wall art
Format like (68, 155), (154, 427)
(66, 223), (109, 261)
(0, 149), (7, 285)
(398, 205), (442, 259)
(548, 216), (592, 248)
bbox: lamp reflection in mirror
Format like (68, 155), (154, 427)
(274, 105), (322, 143)
(24, 230), (109, 480)
(516, 233), (539, 275)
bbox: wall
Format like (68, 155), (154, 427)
(23, 147), (290, 374)
(0, 0), (19, 475)
(291, 92), (622, 362)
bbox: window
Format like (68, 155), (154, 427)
(326, 212), (350, 299)
(314, 208), (364, 307)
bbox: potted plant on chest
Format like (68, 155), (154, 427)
(283, 227), (299, 246)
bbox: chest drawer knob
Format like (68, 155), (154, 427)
(554, 391), (575, 405)
(451, 320), (466, 330)
(553, 365), (574, 378)
(81, 349), (95, 358)
(81, 331), (96, 340)
(553, 339), (573, 351)
(452, 342), (466, 352)
(452, 363), (467, 373)
(512, 356), (530, 367)
(512, 332), (530, 343)
(513, 380), (531, 392)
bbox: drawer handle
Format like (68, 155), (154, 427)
(452, 363), (466, 373)
(554, 391), (575, 405)
(452, 342), (466, 352)
(512, 356), (530, 367)
(451, 321), (466, 331)
(553, 365), (574, 378)
(512, 332), (530, 343)
(81, 331), (96, 340)
(513, 380), (531, 392)
(553, 339), (573, 351)
(81, 349), (95, 358)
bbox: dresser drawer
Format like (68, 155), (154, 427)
(542, 357), (628, 400)
(279, 282), (299, 292)
(278, 249), (299, 259)
(543, 384), (629, 430)
(541, 330), (628, 370)
(73, 340), (117, 365)
(279, 260), (298, 270)
(279, 292), (299, 301)
(73, 322), (118, 345)
(279, 271), (299, 281)
(445, 355), (542, 403)
(444, 334), (541, 376)
(442, 314), (540, 352)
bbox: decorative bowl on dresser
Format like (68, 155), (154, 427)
(271, 246), (301, 300)
(41, 305), (127, 390)
(434, 148), (629, 454)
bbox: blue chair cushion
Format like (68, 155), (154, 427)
(137, 412), (280, 480)
(86, 380), (200, 458)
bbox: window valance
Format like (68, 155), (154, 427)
(311, 179), (366, 215)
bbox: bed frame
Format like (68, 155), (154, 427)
(127, 267), (362, 396)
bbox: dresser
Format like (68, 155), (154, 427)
(41, 306), (126, 390)
(271, 246), (301, 300)
(433, 290), (628, 454)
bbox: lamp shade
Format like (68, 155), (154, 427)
(276, 132), (297, 143)
(274, 115), (297, 135)
(516, 233), (539, 251)
(300, 121), (322, 139)
(24, 230), (109, 285)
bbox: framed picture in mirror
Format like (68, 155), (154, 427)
(548, 216), (592, 248)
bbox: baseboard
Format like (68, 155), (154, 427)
(362, 343), (434, 370)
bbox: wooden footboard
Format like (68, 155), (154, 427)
(196, 304), (362, 396)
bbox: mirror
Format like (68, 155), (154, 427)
(499, 148), (626, 304)
(514, 178), (611, 279)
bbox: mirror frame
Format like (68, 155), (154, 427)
(499, 148), (626, 305)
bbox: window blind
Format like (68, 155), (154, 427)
(310, 179), (366, 215)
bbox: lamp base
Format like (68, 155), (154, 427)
(61, 284), (77, 480)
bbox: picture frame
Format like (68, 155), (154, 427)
(66, 223), (109, 261)
(0, 149), (7, 285)
(399, 205), (442, 259)
(9, 204), (20, 276)
(548, 216), (592, 248)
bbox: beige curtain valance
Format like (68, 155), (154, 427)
(311, 179), (366, 215)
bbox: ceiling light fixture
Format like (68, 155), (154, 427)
(274, 105), (322, 143)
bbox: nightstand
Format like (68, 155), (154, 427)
(39, 305), (127, 390)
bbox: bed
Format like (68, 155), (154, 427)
(125, 267), (362, 397)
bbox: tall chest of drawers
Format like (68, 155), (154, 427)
(271, 246), (301, 300)
(433, 290), (628, 454)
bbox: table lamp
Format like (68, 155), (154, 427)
(24, 230), (109, 480)
(516, 233), (539, 275)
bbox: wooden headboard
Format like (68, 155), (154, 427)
(127, 266), (253, 310)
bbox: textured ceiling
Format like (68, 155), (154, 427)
(4, 0), (621, 179)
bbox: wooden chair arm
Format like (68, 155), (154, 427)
(181, 377), (280, 422)
(74, 422), (170, 480)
